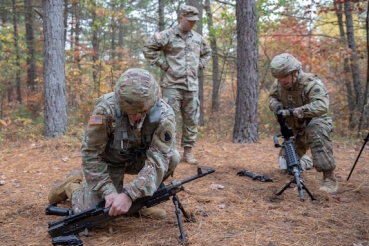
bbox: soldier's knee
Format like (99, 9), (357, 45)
(310, 139), (335, 172)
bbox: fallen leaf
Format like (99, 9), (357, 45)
(210, 184), (225, 190)
(0, 119), (7, 127)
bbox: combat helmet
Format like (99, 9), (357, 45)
(270, 53), (302, 78)
(115, 68), (160, 114)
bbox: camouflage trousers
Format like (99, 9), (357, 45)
(71, 151), (180, 214)
(161, 88), (200, 147)
(279, 117), (336, 172)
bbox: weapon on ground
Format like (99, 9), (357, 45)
(237, 170), (273, 182)
(347, 132), (369, 181)
(45, 167), (215, 246)
(273, 112), (316, 201)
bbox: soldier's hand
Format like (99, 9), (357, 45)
(277, 109), (290, 117)
(293, 107), (304, 118)
(105, 192), (132, 216)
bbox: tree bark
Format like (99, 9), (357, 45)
(344, 1), (364, 127)
(12, 0), (22, 103)
(233, 0), (259, 143)
(358, 0), (369, 134)
(187, 0), (205, 126)
(205, 0), (220, 113)
(24, 0), (37, 92)
(43, 0), (68, 138)
(335, 0), (355, 127)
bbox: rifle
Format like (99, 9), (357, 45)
(46, 167), (215, 246)
(273, 112), (315, 201)
(237, 170), (273, 182)
(347, 132), (369, 181)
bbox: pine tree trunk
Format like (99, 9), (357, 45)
(233, 0), (259, 143)
(43, 0), (68, 138)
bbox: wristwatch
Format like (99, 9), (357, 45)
(288, 108), (295, 116)
(122, 188), (133, 201)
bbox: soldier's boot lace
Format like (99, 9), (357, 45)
(48, 170), (83, 204)
(183, 146), (199, 165)
(139, 206), (167, 220)
(319, 171), (339, 195)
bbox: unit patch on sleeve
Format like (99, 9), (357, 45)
(88, 115), (103, 125)
(160, 130), (172, 142)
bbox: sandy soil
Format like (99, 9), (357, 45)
(0, 136), (368, 246)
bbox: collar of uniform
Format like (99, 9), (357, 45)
(128, 114), (146, 130)
(175, 25), (193, 38)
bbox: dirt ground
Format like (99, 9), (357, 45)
(0, 135), (369, 246)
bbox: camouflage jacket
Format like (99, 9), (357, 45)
(81, 92), (177, 201)
(269, 71), (330, 126)
(143, 25), (212, 91)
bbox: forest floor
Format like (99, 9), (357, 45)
(0, 134), (369, 246)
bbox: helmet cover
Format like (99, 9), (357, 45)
(270, 53), (302, 78)
(115, 68), (160, 114)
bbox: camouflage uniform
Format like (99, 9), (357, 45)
(269, 53), (338, 194)
(142, 5), (212, 149)
(49, 69), (180, 214)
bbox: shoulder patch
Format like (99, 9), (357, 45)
(88, 115), (103, 125)
(314, 88), (320, 93)
(160, 130), (172, 142)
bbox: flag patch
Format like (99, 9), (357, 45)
(89, 115), (103, 125)
(155, 33), (162, 41)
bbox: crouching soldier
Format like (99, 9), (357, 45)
(48, 68), (180, 219)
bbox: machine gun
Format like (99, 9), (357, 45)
(273, 112), (315, 201)
(46, 167), (215, 245)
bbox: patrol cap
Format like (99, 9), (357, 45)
(180, 5), (199, 21)
(114, 68), (160, 115)
(270, 53), (302, 78)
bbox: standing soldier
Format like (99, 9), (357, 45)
(143, 5), (212, 165)
(269, 53), (339, 194)
(48, 68), (180, 219)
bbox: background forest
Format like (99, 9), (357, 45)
(0, 0), (368, 142)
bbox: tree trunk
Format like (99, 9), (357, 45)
(91, 0), (100, 97)
(187, 0), (205, 126)
(344, 1), (364, 128)
(358, 0), (369, 134)
(43, 0), (68, 138)
(158, 0), (165, 31)
(233, 0), (259, 143)
(205, 0), (220, 113)
(335, 0), (355, 128)
(117, 0), (126, 61)
(12, 0), (22, 104)
(63, 0), (67, 49)
(24, 0), (37, 92)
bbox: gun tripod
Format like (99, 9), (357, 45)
(276, 172), (316, 201)
(171, 191), (195, 243)
(347, 132), (369, 181)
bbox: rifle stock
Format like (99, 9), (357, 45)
(46, 167), (215, 245)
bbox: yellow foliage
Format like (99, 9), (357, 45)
(0, 119), (7, 127)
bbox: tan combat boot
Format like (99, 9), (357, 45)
(139, 206), (167, 220)
(48, 170), (83, 204)
(183, 146), (199, 165)
(319, 171), (339, 194)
